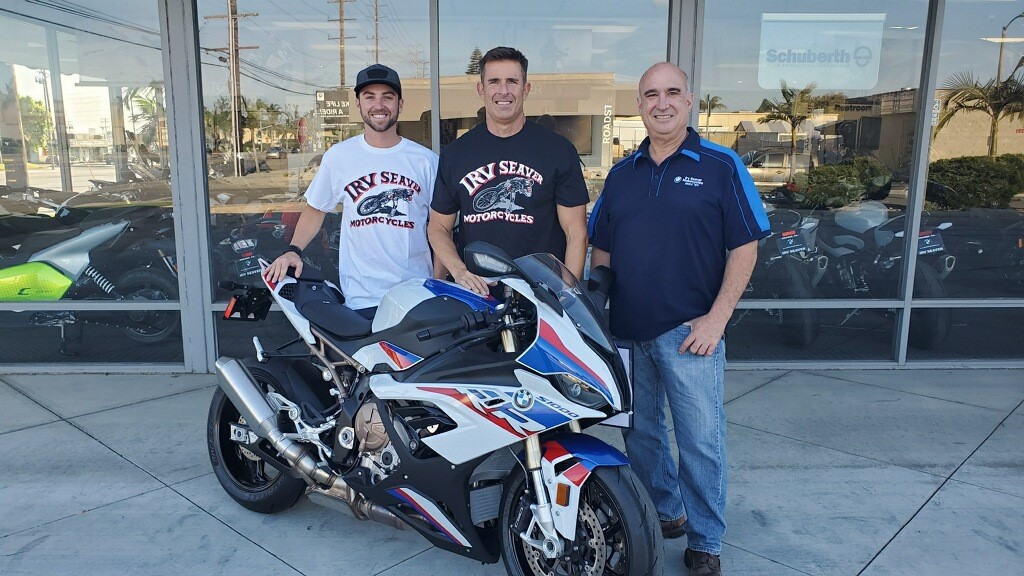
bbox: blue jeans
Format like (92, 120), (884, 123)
(622, 322), (727, 555)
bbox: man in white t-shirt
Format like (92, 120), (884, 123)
(264, 64), (440, 317)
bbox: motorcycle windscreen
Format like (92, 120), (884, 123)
(513, 253), (615, 354)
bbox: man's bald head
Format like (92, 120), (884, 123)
(639, 62), (690, 96)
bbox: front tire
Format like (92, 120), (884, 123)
(500, 465), (663, 576)
(357, 195), (382, 216)
(207, 368), (306, 514)
(473, 187), (501, 211)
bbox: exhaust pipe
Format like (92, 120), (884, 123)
(215, 357), (335, 486)
(307, 484), (407, 531)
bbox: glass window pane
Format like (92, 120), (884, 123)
(703, 2), (929, 301)
(438, 1), (669, 203)
(729, 307), (895, 361)
(197, 0), (430, 301)
(920, 1), (1024, 299)
(0, 2), (181, 363)
(0, 310), (182, 362)
(907, 307), (1024, 359)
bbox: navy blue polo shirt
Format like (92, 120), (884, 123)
(588, 128), (769, 341)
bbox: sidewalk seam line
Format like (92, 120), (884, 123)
(812, 371), (1018, 413)
(724, 370), (793, 405)
(722, 541), (816, 575)
(856, 397), (1024, 575)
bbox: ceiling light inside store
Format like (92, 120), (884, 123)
(980, 37), (1024, 43)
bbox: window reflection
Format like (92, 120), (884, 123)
(438, 0), (668, 203)
(197, 0), (430, 301)
(703, 1), (928, 301)
(0, 2), (180, 360)
(729, 306), (895, 360)
(922, 1), (1024, 300)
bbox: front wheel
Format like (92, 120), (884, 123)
(500, 465), (663, 576)
(357, 195), (382, 216)
(206, 368), (306, 514)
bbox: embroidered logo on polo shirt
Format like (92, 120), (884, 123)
(675, 176), (703, 187)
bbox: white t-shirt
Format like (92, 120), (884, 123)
(304, 135), (439, 309)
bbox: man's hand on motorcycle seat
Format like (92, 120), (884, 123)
(453, 268), (493, 296)
(264, 251), (303, 283)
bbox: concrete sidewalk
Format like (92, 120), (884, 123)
(1, 369), (1021, 575)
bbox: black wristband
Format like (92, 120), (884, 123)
(285, 244), (303, 258)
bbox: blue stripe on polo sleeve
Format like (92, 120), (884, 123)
(587, 194), (605, 239)
(699, 140), (770, 233)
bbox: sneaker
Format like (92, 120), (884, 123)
(660, 515), (687, 539)
(684, 548), (722, 576)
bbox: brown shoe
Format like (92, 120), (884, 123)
(684, 548), (721, 576)
(660, 515), (686, 539)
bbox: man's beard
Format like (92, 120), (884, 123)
(362, 110), (399, 133)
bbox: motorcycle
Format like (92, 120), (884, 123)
(739, 202), (824, 347)
(356, 187), (416, 217)
(208, 242), (662, 576)
(815, 199), (956, 349)
(0, 205), (179, 351)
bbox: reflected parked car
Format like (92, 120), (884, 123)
(266, 146), (287, 159)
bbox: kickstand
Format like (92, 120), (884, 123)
(59, 321), (83, 357)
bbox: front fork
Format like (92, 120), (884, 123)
(500, 295), (565, 559)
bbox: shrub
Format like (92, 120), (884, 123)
(927, 156), (1019, 209)
(791, 156), (892, 209)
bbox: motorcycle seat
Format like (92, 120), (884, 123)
(6, 228), (82, 265)
(304, 301), (373, 339)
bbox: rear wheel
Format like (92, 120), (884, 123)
(500, 465), (663, 576)
(116, 268), (179, 343)
(768, 258), (819, 347)
(207, 367), (306, 513)
(909, 262), (951, 349)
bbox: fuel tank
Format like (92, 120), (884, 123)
(834, 200), (888, 234)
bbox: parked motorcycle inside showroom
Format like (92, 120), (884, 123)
(0, 205), (179, 351)
(209, 242), (662, 576)
(740, 202), (825, 347)
(814, 199), (956, 348)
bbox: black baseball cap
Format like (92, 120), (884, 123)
(355, 64), (402, 98)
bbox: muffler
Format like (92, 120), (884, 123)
(215, 357), (335, 486)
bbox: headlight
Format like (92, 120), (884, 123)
(554, 374), (607, 410)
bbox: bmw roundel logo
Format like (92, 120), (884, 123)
(673, 176), (682, 184)
(513, 389), (534, 410)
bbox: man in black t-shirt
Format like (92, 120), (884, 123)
(428, 46), (589, 295)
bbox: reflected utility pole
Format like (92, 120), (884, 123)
(329, 0), (355, 88)
(206, 0), (257, 177)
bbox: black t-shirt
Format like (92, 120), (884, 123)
(431, 121), (589, 261)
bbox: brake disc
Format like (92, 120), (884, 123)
(524, 500), (607, 576)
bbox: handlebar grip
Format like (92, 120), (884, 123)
(219, 280), (246, 291)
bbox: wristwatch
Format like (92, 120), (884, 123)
(285, 244), (303, 258)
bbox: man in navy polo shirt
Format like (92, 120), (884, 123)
(589, 62), (768, 576)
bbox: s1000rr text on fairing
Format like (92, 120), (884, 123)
(208, 242), (663, 576)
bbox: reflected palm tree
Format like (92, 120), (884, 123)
(698, 93), (726, 137)
(758, 81), (816, 181)
(936, 71), (1024, 157)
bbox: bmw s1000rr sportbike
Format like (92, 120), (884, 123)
(209, 242), (662, 576)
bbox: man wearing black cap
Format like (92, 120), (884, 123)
(427, 46), (589, 295)
(265, 64), (439, 318)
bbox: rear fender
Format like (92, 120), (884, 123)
(539, 432), (628, 540)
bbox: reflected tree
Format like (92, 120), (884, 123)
(466, 46), (482, 75)
(18, 96), (52, 160)
(698, 93), (726, 137)
(758, 81), (816, 181)
(936, 71), (1024, 157)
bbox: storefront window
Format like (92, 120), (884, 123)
(198, 0), (430, 311)
(0, 2), (181, 362)
(920, 1), (1024, 301)
(438, 0), (668, 203)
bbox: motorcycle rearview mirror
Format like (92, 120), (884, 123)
(465, 241), (517, 276)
